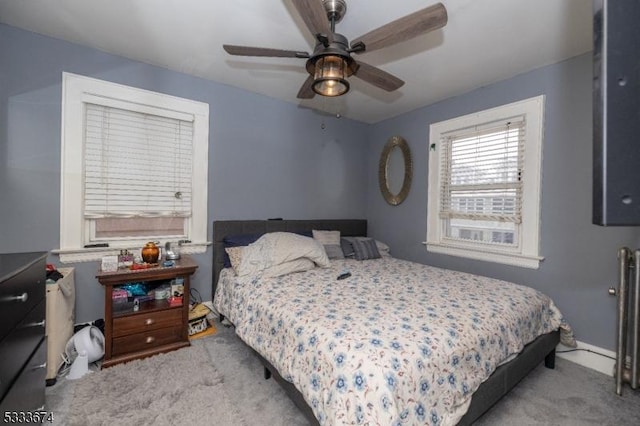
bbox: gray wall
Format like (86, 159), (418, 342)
(365, 53), (640, 350)
(0, 24), (368, 322)
(2, 23), (636, 352)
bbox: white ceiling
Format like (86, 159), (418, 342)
(0, 0), (593, 123)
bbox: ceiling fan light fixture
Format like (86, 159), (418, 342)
(311, 54), (353, 97)
(223, 1), (448, 100)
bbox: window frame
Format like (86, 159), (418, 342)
(426, 95), (545, 269)
(57, 72), (210, 263)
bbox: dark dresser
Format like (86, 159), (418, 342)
(0, 252), (48, 412)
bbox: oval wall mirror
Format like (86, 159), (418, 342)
(378, 136), (413, 206)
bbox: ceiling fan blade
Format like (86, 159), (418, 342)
(292, 0), (332, 40)
(354, 61), (405, 92)
(351, 2), (447, 53)
(223, 45), (309, 58)
(297, 76), (316, 99)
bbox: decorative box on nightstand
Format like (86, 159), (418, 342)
(96, 255), (198, 368)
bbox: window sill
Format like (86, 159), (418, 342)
(425, 242), (543, 269)
(53, 242), (211, 263)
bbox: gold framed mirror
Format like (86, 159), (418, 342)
(378, 136), (413, 205)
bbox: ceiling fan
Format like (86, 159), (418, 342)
(223, 0), (448, 98)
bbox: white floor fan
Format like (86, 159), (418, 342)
(63, 325), (105, 380)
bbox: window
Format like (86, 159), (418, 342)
(426, 96), (544, 268)
(58, 73), (209, 262)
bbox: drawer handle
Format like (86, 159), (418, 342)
(146, 336), (155, 344)
(24, 319), (46, 329)
(32, 362), (46, 371)
(145, 318), (154, 326)
(1, 292), (28, 303)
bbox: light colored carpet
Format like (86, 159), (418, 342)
(47, 324), (640, 425)
(67, 345), (245, 426)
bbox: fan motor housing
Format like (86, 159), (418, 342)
(306, 33), (357, 77)
(322, 0), (347, 23)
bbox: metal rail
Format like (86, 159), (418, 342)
(611, 247), (640, 395)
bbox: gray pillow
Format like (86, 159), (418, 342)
(351, 238), (381, 261)
(324, 244), (345, 259)
(340, 237), (356, 258)
(313, 230), (345, 259)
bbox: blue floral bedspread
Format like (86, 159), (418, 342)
(214, 257), (573, 425)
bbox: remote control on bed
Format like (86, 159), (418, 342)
(337, 271), (351, 280)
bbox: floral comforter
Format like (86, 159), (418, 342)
(214, 257), (573, 425)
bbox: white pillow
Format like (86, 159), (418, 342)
(313, 230), (345, 259)
(237, 232), (330, 277)
(262, 258), (315, 278)
(312, 230), (340, 245)
(225, 246), (245, 274)
(375, 240), (391, 257)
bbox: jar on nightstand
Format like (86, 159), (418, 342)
(141, 242), (160, 264)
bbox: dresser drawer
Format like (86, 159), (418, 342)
(0, 299), (46, 399)
(112, 325), (183, 357)
(0, 337), (46, 412)
(112, 308), (182, 338)
(0, 254), (46, 342)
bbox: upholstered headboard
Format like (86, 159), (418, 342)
(212, 219), (367, 301)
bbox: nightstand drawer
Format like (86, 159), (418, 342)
(112, 325), (182, 356)
(112, 308), (182, 338)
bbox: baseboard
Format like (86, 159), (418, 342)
(556, 340), (616, 377)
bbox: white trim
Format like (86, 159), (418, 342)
(59, 72), (209, 256)
(556, 340), (616, 377)
(54, 242), (210, 263)
(426, 95), (545, 268)
(81, 93), (195, 122)
(426, 242), (543, 269)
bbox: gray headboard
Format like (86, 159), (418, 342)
(212, 219), (367, 301)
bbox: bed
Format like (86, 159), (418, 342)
(212, 219), (572, 425)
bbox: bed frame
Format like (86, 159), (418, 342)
(212, 219), (559, 425)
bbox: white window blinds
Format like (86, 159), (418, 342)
(84, 103), (194, 219)
(440, 117), (525, 224)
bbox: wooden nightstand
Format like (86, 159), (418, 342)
(96, 255), (198, 368)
